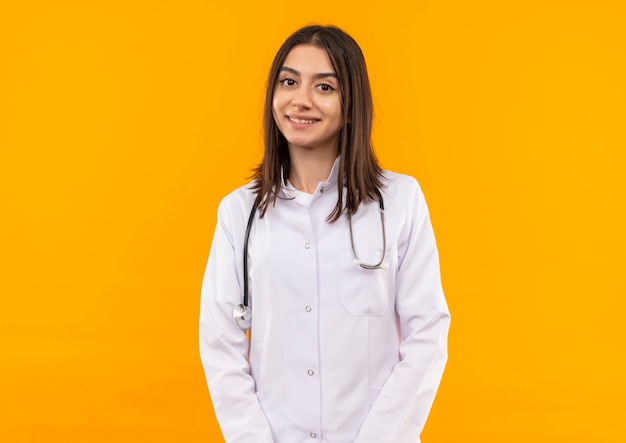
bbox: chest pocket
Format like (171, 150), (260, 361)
(338, 251), (394, 316)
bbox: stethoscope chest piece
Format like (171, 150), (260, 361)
(233, 303), (252, 329)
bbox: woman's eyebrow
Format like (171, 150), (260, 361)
(279, 66), (337, 79)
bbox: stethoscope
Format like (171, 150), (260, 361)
(233, 189), (386, 329)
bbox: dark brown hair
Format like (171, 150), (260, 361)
(252, 25), (383, 222)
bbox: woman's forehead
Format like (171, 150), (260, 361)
(282, 45), (335, 75)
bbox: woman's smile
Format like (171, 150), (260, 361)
(287, 116), (320, 125)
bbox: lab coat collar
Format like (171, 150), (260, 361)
(280, 156), (341, 199)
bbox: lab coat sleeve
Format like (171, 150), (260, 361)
(199, 196), (274, 443)
(354, 179), (450, 443)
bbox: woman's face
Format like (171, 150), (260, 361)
(272, 44), (343, 155)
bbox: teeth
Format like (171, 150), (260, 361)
(289, 117), (317, 124)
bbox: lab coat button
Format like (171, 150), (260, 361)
(304, 242), (311, 249)
(310, 432), (317, 438)
(305, 306), (312, 312)
(307, 369), (315, 376)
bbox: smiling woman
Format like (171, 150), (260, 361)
(199, 25), (450, 443)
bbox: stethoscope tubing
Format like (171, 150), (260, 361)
(348, 188), (386, 270)
(233, 189), (385, 329)
(242, 205), (257, 308)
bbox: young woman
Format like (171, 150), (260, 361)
(200, 25), (450, 443)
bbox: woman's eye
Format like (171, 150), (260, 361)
(317, 83), (335, 92)
(279, 78), (297, 87)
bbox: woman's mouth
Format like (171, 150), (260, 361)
(288, 116), (319, 124)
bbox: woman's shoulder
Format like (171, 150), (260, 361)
(217, 181), (258, 217)
(381, 170), (423, 194)
(379, 170), (431, 213)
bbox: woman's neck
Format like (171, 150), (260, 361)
(288, 147), (338, 194)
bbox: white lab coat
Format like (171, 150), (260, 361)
(199, 159), (450, 443)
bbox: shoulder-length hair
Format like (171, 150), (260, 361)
(252, 25), (383, 222)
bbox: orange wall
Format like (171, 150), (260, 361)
(1, 1), (625, 441)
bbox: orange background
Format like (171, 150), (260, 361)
(1, 0), (625, 442)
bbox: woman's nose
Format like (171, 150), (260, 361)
(291, 86), (312, 108)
